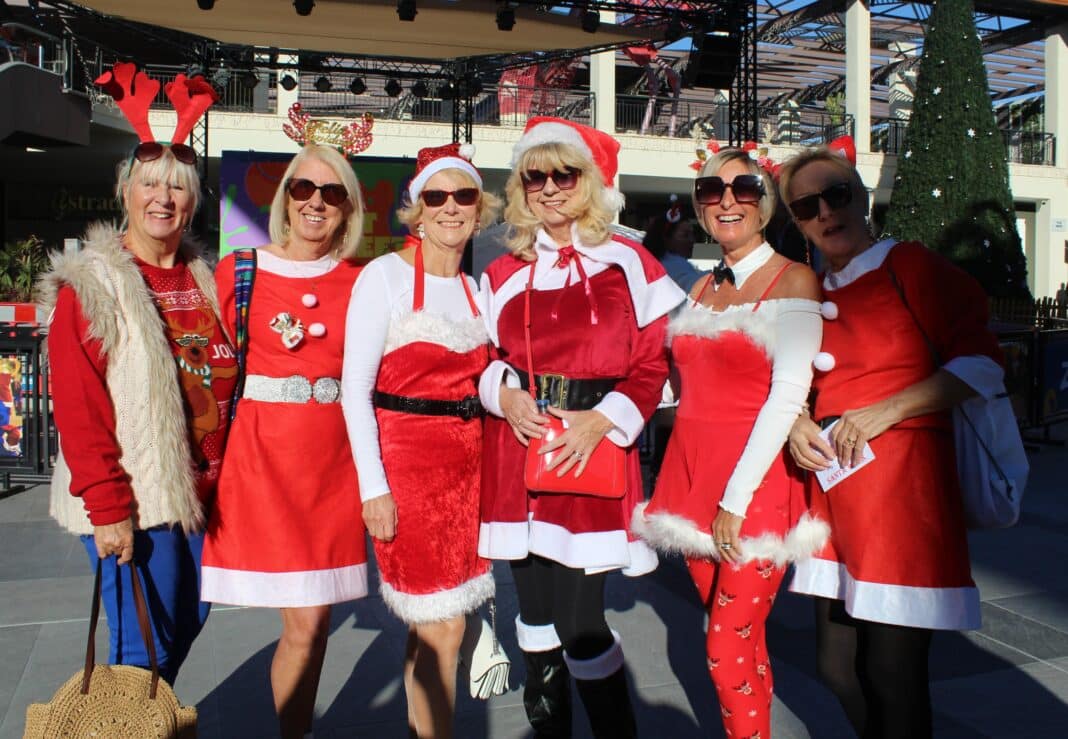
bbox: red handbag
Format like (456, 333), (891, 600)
(520, 264), (627, 499)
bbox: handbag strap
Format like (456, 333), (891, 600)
(82, 558), (161, 699)
(523, 263), (538, 401)
(885, 257), (1010, 486)
(230, 248), (258, 422)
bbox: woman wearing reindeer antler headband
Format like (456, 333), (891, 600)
(38, 62), (232, 684)
(201, 124), (371, 737)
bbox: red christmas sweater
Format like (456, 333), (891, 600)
(49, 257), (237, 526)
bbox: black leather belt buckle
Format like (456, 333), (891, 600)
(458, 395), (482, 421)
(536, 372), (568, 408)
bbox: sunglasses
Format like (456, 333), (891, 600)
(133, 141), (197, 166)
(788, 182), (854, 221)
(286, 178), (349, 207)
(521, 167), (581, 193)
(693, 174), (765, 206)
(420, 188), (480, 208)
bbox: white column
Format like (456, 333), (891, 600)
(588, 10), (617, 137)
(277, 54), (299, 113)
(845, 0), (871, 152)
(1046, 25), (1068, 168)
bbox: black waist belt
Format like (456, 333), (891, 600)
(817, 415), (841, 430)
(373, 391), (484, 421)
(513, 368), (620, 411)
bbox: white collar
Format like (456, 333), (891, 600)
(823, 238), (897, 290)
(720, 242), (774, 289)
(256, 248), (339, 278)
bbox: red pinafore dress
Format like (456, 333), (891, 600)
(372, 247), (493, 623)
(639, 266), (814, 566)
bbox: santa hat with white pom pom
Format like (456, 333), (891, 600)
(408, 142), (482, 201)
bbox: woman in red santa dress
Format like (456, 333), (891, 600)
(779, 143), (1004, 739)
(634, 146), (828, 739)
(478, 117), (685, 738)
(341, 143), (499, 738)
(201, 144), (368, 739)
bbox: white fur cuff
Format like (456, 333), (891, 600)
(516, 617), (562, 652)
(564, 630), (623, 680)
(380, 571), (494, 625)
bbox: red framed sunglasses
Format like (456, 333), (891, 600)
(286, 178), (349, 207)
(133, 141), (197, 166)
(421, 188), (480, 207)
(521, 167), (581, 193)
(693, 174), (765, 206)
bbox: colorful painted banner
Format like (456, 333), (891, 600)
(218, 150), (413, 259)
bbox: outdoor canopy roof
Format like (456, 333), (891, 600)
(71, 0), (653, 61)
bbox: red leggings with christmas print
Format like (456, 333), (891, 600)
(688, 557), (786, 739)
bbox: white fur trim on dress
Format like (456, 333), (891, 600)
(379, 570), (495, 625)
(564, 630), (624, 680)
(200, 563), (369, 607)
(516, 617), (562, 652)
(478, 518), (658, 577)
(631, 503), (830, 568)
(790, 557), (981, 631)
(667, 299), (821, 353)
(384, 310), (489, 355)
(408, 157), (483, 201)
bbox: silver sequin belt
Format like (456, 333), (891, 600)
(243, 374), (342, 404)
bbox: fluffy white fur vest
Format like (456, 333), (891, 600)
(37, 222), (220, 535)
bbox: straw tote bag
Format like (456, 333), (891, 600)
(24, 559), (197, 738)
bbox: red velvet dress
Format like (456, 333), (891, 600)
(791, 241), (1003, 630)
(370, 256), (493, 624)
(201, 252), (368, 608)
(478, 236), (683, 575)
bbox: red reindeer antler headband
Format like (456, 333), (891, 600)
(95, 62), (218, 145)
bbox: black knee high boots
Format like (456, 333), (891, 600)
(565, 632), (637, 739)
(521, 647), (573, 738)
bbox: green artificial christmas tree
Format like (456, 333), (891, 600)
(882, 0), (1031, 298)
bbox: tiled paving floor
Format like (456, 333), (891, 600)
(2, 429), (1067, 737)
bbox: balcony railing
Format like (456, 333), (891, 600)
(873, 116), (1056, 166)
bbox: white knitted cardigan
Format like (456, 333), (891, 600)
(37, 222), (221, 535)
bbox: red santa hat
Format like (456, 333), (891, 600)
(408, 142), (482, 201)
(511, 116), (623, 209)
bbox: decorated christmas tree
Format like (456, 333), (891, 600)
(882, 0), (1031, 298)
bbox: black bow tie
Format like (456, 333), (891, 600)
(713, 262), (735, 286)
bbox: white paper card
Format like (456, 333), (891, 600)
(814, 421), (875, 492)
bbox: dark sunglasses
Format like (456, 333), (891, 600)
(421, 188), (480, 208)
(521, 167), (581, 193)
(133, 141), (197, 166)
(286, 178), (349, 207)
(788, 182), (854, 221)
(693, 174), (765, 206)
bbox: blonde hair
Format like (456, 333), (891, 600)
(777, 145), (868, 217)
(115, 148), (201, 227)
(504, 142), (620, 261)
(692, 149), (776, 235)
(268, 144), (365, 260)
(396, 167), (501, 232)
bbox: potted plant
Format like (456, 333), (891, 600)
(0, 235), (50, 324)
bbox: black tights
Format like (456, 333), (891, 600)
(511, 555), (615, 660)
(815, 597), (934, 739)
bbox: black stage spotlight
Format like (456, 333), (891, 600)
(315, 75), (332, 93)
(385, 78), (402, 97)
(241, 72), (260, 90)
(581, 9), (600, 33)
(496, 4), (515, 31)
(349, 77), (367, 95)
(280, 74), (298, 91)
(439, 80), (456, 100)
(197, 0), (214, 10)
(411, 81), (428, 98)
(293, 0), (315, 16)
(397, 0), (417, 21)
